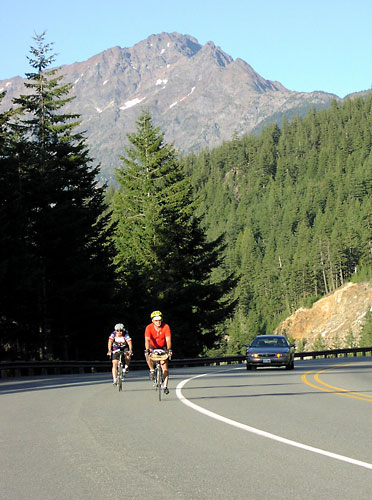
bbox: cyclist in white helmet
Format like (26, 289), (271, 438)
(107, 323), (133, 385)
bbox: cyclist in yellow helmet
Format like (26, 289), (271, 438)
(144, 310), (172, 394)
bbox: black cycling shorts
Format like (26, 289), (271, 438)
(112, 348), (129, 360)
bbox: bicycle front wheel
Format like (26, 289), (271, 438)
(117, 363), (123, 392)
(157, 364), (162, 401)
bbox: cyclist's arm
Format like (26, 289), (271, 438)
(108, 338), (113, 353)
(144, 326), (151, 351)
(165, 324), (171, 350)
(145, 337), (150, 351)
(128, 339), (133, 352)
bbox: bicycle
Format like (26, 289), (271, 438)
(111, 349), (130, 392)
(149, 349), (170, 401)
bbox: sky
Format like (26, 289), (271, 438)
(1, 0), (372, 98)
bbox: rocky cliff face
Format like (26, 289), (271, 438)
(275, 282), (372, 348)
(0, 32), (338, 181)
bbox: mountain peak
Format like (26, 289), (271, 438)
(0, 32), (339, 181)
(198, 41), (233, 67)
(132, 32), (202, 58)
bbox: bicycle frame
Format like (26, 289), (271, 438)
(115, 350), (127, 392)
(150, 351), (169, 401)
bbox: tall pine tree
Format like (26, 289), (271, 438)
(5, 33), (114, 359)
(0, 92), (35, 357)
(111, 111), (235, 356)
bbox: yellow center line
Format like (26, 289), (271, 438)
(302, 363), (372, 402)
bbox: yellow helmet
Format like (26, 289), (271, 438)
(151, 310), (162, 320)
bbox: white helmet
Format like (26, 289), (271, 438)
(114, 323), (125, 331)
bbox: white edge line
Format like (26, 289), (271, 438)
(175, 371), (372, 470)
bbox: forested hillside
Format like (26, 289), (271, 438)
(183, 97), (372, 354)
(1, 34), (371, 361)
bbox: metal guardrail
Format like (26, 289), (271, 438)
(1, 347), (372, 378)
(294, 346), (372, 360)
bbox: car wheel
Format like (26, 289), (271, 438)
(246, 364), (252, 370)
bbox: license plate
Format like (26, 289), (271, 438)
(263, 359), (271, 364)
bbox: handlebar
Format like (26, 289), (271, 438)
(107, 350), (133, 356)
(149, 349), (172, 361)
(145, 348), (172, 355)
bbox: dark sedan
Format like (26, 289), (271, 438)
(245, 335), (295, 370)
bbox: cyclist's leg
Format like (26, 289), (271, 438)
(124, 349), (131, 372)
(146, 347), (155, 379)
(161, 360), (169, 388)
(146, 353), (155, 369)
(112, 359), (118, 383)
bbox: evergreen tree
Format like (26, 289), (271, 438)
(359, 310), (372, 347)
(0, 92), (35, 356)
(345, 328), (358, 348)
(312, 334), (326, 351)
(5, 33), (114, 359)
(111, 111), (235, 356)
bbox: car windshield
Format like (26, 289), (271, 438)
(251, 337), (288, 348)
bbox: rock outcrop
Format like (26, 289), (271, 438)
(275, 282), (372, 348)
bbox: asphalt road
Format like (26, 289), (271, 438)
(1, 357), (372, 500)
